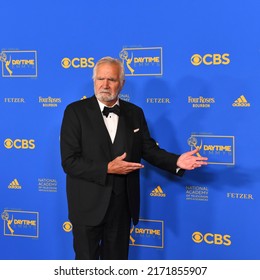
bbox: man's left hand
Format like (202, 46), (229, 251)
(177, 149), (208, 170)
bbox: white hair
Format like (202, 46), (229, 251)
(92, 56), (125, 84)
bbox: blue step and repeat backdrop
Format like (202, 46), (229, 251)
(1, 1), (260, 260)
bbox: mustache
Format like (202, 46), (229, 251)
(99, 90), (111, 93)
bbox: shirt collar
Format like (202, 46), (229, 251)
(97, 99), (120, 113)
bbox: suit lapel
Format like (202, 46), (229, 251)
(119, 100), (134, 161)
(87, 96), (113, 160)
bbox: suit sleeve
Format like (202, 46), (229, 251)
(60, 104), (108, 186)
(140, 109), (184, 176)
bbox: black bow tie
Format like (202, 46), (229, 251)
(102, 105), (120, 117)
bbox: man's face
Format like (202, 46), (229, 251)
(94, 63), (124, 106)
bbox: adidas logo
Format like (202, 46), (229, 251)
(232, 95), (250, 107)
(150, 186), (166, 197)
(8, 179), (22, 189)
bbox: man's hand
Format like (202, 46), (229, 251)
(107, 152), (144, 175)
(177, 149), (208, 170)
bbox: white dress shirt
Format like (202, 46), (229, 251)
(97, 99), (119, 143)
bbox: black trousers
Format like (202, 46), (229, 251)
(72, 191), (131, 260)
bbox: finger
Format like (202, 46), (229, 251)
(186, 149), (199, 156)
(117, 152), (127, 160)
(192, 161), (207, 168)
(197, 161), (208, 165)
(129, 165), (144, 171)
(196, 157), (208, 161)
(196, 157), (208, 163)
(127, 162), (144, 168)
(122, 164), (144, 174)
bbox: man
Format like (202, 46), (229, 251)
(60, 56), (207, 260)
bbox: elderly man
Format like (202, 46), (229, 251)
(60, 56), (207, 260)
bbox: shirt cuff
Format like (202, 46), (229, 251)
(176, 167), (181, 173)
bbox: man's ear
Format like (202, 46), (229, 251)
(121, 79), (125, 90)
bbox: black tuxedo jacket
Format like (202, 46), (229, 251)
(60, 96), (183, 226)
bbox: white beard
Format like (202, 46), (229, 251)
(95, 90), (119, 103)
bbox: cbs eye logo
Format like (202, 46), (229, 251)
(192, 231), (231, 246)
(4, 138), (35, 149)
(191, 53), (230, 66)
(61, 58), (71, 69)
(61, 57), (95, 69)
(63, 221), (73, 232)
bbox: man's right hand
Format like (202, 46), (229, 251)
(107, 152), (144, 175)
